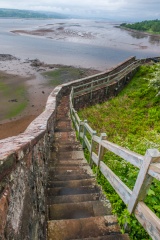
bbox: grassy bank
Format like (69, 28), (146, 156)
(43, 66), (99, 86)
(0, 73), (28, 121)
(78, 63), (160, 239)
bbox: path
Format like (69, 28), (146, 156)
(47, 95), (129, 240)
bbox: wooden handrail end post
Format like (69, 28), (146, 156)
(89, 130), (97, 167)
(128, 149), (160, 214)
(82, 120), (87, 149)
(96, 133), (107, 177)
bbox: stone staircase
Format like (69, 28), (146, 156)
(47, 95), (129, 240)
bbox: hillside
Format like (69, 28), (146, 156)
(0, 8), (68, 19)
(79, 63), (160, 239)
(120, 19), (160, 34)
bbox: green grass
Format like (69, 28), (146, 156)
(0, 76), (28, 120)
(0, 81), (9, 93)
(78, 63), (160, 239)
(6, 85), (28, 118)
(6, 102), (28, 118)
(43, 66), (87, 86)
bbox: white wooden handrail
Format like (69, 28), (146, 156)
(73, 59), (142, 96)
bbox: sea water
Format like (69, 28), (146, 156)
(0, 18), (160, 70)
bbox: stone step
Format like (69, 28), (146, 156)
(49, 165), (92, 172)
(55, 128), (73, 132)
(50, 151), (86, 162)
(48, 166), (92, 177)
(72, 234), (130, 240)
(48, 179), (96, 188)
(47, 185), (100, 196)
(54, 140), (81, 146)
(56, 107), (68, 112)
(56, 110), (69, 114)
(54, 131), (76, 143)
(47, 215), (121, 240)
(56, 119), (71, 124)
(48, 201), (112, 220)
(51, 174), (94, 181)
(47, 193), (100, 204)
(55, 144), (82, 151)
(57, 150), (85, 160)
(50, 166), (84, 170)
(54, 139), (77, 145)
(55, 125), (72, 131)
(50, 150), (83, 160)
(48, 159), (88, 167)
(56, 111), (69, 115)
(56, 120), (71, 125)
(54, 140), (80, 145)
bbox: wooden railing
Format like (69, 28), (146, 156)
(69, 61), (160, 240)
(72, 59), (142, 98)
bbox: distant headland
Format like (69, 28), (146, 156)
(120, 19), (160, 36)
(0, 8), (69, 19)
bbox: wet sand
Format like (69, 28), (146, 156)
(0, 56), (54, 122)
(0, 115), (36, 139)
(11, 24), (94, 41)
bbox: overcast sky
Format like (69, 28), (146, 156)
(0, 0), (160, 21)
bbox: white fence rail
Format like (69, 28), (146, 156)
(72, 59), (142, 98)
(69, 61), (160, 240)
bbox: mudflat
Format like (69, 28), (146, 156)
(0, 55), (99, 139)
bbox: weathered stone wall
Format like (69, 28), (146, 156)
(0, 87), (61, 240)
(0, 56), (138, 240)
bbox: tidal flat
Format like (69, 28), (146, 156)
(0, 55), (99, 139)
(0, 19), (160, 139)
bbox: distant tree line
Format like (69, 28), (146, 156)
(121, 19), (160, 34)
(0, 8), (68, 19)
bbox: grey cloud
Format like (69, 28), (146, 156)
(0, 0), (160, 20)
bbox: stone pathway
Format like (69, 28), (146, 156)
(47, 95), (130, 240)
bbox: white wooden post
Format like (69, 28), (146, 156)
(74, 111), (79, 132)
(74, 110), (77, 126)
(82, 120), (87, 149)
(106, 86), (108, 96)
(89, 131), (97, 166)
(78, 120), (83, 140)
(71, 88), (74, 106)
(128, 149), (160, 213)
(96, 133), (107, 177)
(90, 81), (93, 101)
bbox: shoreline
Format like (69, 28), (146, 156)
(120, 26), (160, 38)
(0, 55), (100, 139)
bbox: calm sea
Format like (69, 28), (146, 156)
(0, 18), (160, 70)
